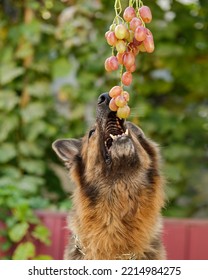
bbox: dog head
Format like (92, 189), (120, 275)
(52, 93), (161, 193)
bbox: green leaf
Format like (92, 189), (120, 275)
(17, 175), (45, 193)
(0, 143), (17, 163)
(8, 222), (29, 242)
(52, 57), (71, 78)
(12, 204), (38, 224)
(19, 159), (45, 175)
(27, 81), (50, 98)
(21, 102), (46, 123)
(21, 20), (41, 44)
(1, 241), (12, 252)
(0, 90), (19, 112)
(15, 41), (34, 59)
(12, 242), (35, 260)
(18, 141), (43, 157)
(32, 225), (51, 246)
(0, 167), (21, 180)
(0, 115), (19, 142)
(0, 63), (25, 85)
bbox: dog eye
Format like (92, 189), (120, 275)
(89, 129), (95, 138)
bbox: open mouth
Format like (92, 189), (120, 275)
(104, 112), (129, 151)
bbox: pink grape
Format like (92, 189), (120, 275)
(123, 7), (136, 22)
(109, 86), (122, 98)
(109, 98), (118, 111)
(143, 33), (155, 53)
(106, 31), (117, 46)
(122, 72), (132, 86)
(105, 30), (110, 39)
(116, 52), (125, 64)
(126, 63), (136, 73)
(105, 58), (111, 72)
(139, 6), (152, 23)
(134, 26), (147, 42)
(123, 51), (135, 68)
(115, 95), (127, 107)
(105, 56), (119, 71)
(129, 17), (142, 31)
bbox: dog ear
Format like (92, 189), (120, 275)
(126, 122), (145, 138)
(52, 139), (81, 168)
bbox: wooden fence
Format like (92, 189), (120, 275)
(1, 211), (208, 260)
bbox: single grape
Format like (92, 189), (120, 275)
(123, 6), (136, 22)
(122, 71), (132, 86)
(129, 17), (142, 32)
(105, 58), (112, 72)
(115, 24), (128, 40)
(117, 105), (130, 119)
(105, 56), (119, 71)
(105, 30), (110, 39)
(123, 51), (135, 69)
(143, 33), (155, 53)
(123, 91), (130, 102)
(115, 95), (127, 107)
(126, 62), (136, 73)
(106, 31), (117, 46)
(116, 40), (126, 53)
(134, 26), (147, 42)
(109, 56), (119, 70)
(139, 6), (152, 23)
(116, 52), (125, 64)
(109, 85), (122, 98)
(109, 98), (118, 111)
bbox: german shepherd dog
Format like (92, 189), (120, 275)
(52, 93), (166, 260)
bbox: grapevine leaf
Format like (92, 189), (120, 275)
(31, 225), (51, 246)
(8, 222), (29, 243)
(12, 242), (35, 260)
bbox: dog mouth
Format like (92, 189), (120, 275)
(104, 112), (129, 153)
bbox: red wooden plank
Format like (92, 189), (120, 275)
(189, 221), (208, 260)
(36, 211), (68, 259)
(0, 221), (6, 259)
(1, 212), (208, 260)
(163, 219), (188, 260)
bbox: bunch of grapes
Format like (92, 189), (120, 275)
(104, 0), (154, 119)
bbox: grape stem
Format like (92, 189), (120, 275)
(136, 0), (145, 27)
(114, 0), (123, 24)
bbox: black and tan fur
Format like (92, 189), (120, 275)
(52, 93), (166, 260)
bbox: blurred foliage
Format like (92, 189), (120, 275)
(0, 0), (208, 258)
(0, 185), (52, 259)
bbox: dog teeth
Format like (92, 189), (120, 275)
(110, 134), (116, 140)
(109, 130), (129, 141)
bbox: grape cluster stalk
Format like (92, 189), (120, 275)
(104, 0), (154, 119)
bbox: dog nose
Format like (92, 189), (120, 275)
(97, 93), (110, 106)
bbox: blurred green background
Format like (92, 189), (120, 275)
(0, 0), (208, 258)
